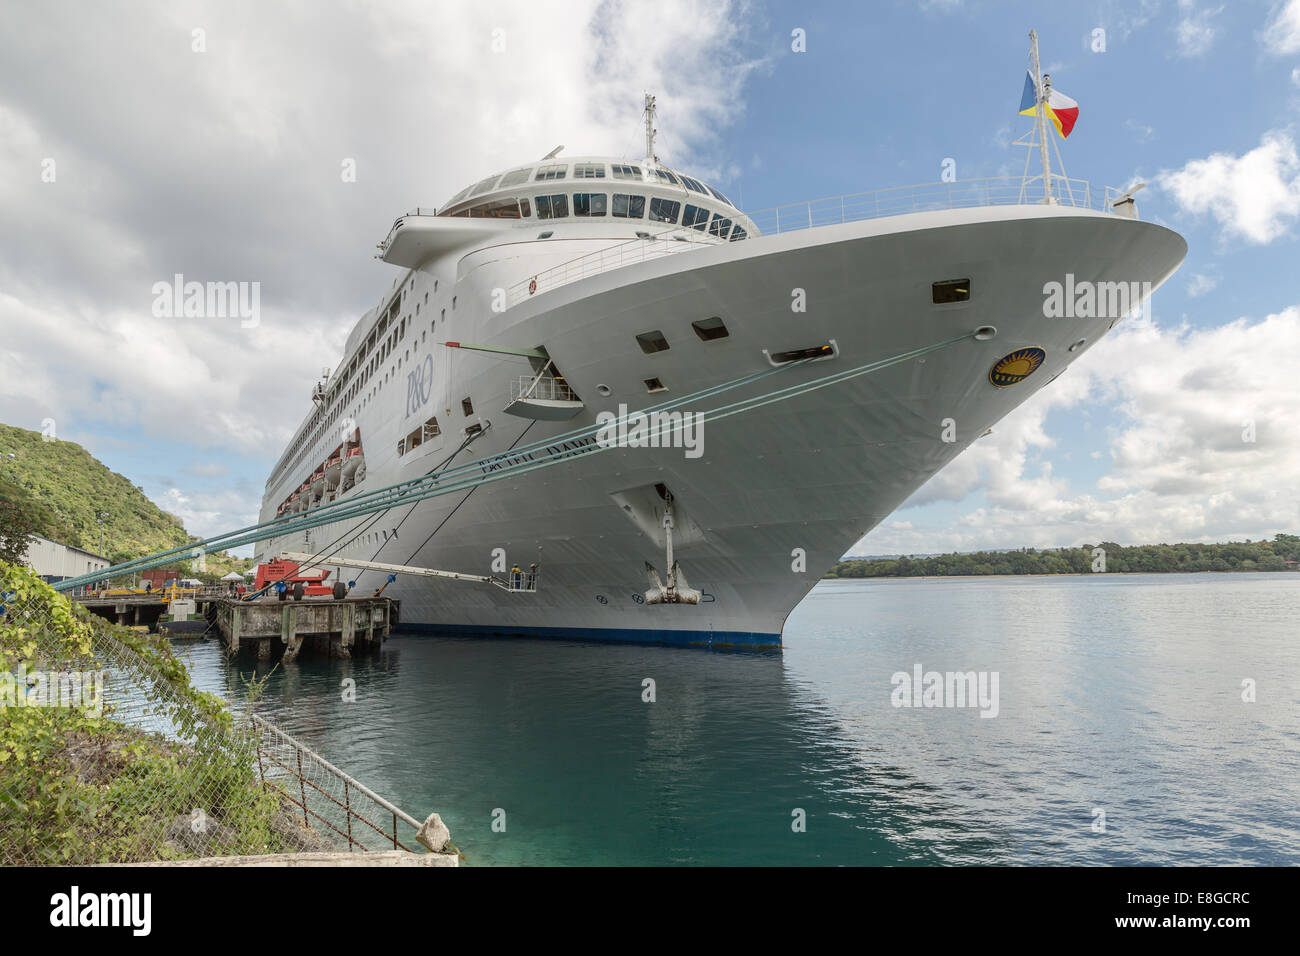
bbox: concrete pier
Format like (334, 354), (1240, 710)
(213, 597), (394, 661)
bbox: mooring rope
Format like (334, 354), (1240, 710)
(52, 329), (977, 591)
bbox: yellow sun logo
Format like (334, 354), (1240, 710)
(989, 347), (1046, 387)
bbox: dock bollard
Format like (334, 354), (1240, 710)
(416, 812), (455, 855)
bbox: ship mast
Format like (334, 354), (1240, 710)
(1029, 29), (1053, 203)
(644, 93), (658, 165)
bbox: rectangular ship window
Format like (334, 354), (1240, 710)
(648, 197), (680, 224)
(612, 194), (645, 218)
(535, 194), (569, 219)
(692, 316), (729, 341)
(932, 278), (971, 303)
(498, 167), (533, 187)
(462, 397), (474, 416)
(573, 163), (605, 179)
(535, 164), (567, 181)
(683, 204), (710, 230)
(636, 330), (670, 354)
(573, 193), (608, 216)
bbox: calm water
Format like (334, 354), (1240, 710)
(173, 573), (1300, 865)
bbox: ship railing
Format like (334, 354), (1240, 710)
(507, 232), (715, 307)
(743, 177), (1120, 236)
(510, 372), (577, 403)
(505, 176), (1125, 308)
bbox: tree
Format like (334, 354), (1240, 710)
(0, 491), (39, 565)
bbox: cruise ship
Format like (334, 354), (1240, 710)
(254, 98), (1186, 647)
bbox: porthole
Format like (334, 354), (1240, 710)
(596, 383), (612, 396)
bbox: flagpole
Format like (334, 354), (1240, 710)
(1029, 29), (1053, 203)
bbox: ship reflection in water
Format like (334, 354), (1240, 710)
(175, 573), (1300, 866)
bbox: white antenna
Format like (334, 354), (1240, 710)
(542, 145), (564, 160)
(644, 93), (658, 165)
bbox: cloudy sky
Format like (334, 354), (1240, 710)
(1, 0), (1298, 556)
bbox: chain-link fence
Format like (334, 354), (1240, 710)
(0, 563), (453, 865)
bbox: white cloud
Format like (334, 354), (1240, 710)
(1174, 1), (1224, 57)
(1262, 0), (1300, 54)
(1160, 130), (1300, 243)
(0, 1), (763, 541)
(157, 487), (259, 541)
(1186, 272), (1218, 296)
(861, 306), (1300, 554)
(1126, 118), (1155, 143)
(0, 0), (761, 464)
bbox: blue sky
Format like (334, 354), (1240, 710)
(2, 0), (1298, 557)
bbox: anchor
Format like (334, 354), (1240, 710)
(644, 492), (701, 605)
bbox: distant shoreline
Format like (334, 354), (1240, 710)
(821, 569), (1300, 579)
(824, 536), (1300, 578)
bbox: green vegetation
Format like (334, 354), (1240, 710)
(826, 534), (1300, 578)
(0, 561), (288, 863)
(0, 423), (252, 583)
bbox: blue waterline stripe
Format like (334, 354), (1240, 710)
(393, 621), (783, 650)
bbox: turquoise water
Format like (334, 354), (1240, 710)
(174, 573), (1300, 865)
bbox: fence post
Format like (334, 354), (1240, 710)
(345, 780), (354, 852)
(297, 750), (308, 828)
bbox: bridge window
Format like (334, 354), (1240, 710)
(498, 167), (533, 187)
(679, 175), (708, 194)
(648, 197), (680, 223)
(470, 175), (500, 196)
(651, 168), (680, 185)
(613, 194), (645, 218)
(636, 330), (671, 354)
(535, 163), (567, 181)
(535, 194), (570, 219)
(708, 213), (732, 238)
(707, 185), (734, 207)
(573, 163), (605, 179)
(692, 316), (729, 341)
(932, 278), (971, 304)
(683, 204), (710, 230)
(573, 193), (607, 216)
(729, 225), (748, 241)
(611, 163), (642, 180)
(469, 198), (522, 218)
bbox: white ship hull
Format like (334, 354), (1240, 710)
(257, 201), (1185, 647)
